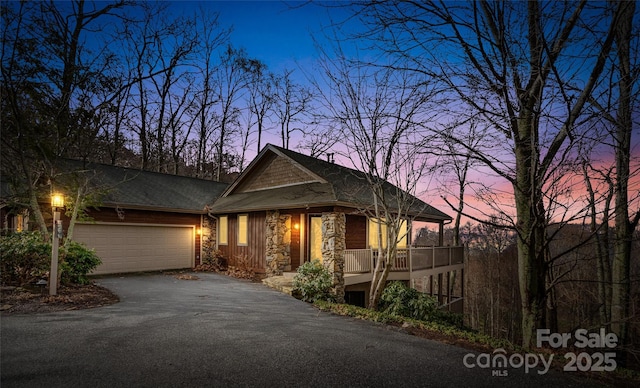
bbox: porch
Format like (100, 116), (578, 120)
(343, 246), (465, 312)
(343, 246), (464, 285)
(262, 245), (465, 311)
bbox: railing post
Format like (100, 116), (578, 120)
(409, 246), (412, 274)
(370, 248), (374, 274)
(432, 247), (435, 269)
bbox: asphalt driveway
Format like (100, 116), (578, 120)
(1, 272), (604, 387)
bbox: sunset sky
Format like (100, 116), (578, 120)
(168, 1), (638, 228)
(29, 0), (635, 230)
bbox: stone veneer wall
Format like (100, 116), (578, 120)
(201, 215), (217, 264)
(321, 212), (345, 303)
(265, 210), (291, 276)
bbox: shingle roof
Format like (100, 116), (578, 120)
(210, 144), (451, 222)
(56, 160), (228, 213)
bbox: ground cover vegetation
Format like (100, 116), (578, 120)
(2, 0), (638, 370)
(0, 230), (115, 314)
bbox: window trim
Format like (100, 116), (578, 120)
(218, 215), (228, 245)
(237, 214), (248, 246)
(368, 217), (407, 249)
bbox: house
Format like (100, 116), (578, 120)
(207, 144), (464, 309)
(1, 145), (463, 309)
(1, 160), (228, 275)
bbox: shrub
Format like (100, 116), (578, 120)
(226, 254), (255, 280)
(380, 281), (438, 321)
(379, 281), (464, 327)
(292, 260), (335, 303)
(0, 231), (51, 286)
(60, 241), (102, 285)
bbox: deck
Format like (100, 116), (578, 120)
(343, 246), (464, 286)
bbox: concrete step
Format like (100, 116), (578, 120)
(262, 276), (294, 295)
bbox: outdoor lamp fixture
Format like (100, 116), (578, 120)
(50, 193), (64, 296)
(51, 193), (64, 209)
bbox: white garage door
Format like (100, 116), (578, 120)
(74, 223), (194, 275)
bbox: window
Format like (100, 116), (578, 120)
(309, 216), (323, 262)
(368, 218), (407, 249)
(14, 214), (24, 232)
(218, 216), (228, 245)
(237, 214), (248, 246)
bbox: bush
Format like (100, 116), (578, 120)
(0, 231), (51, 286)
(60, 241), (102, 285)
(292, 260), (335, 303)
(379, 281), (464, 327)
(380, 281), (438, 320)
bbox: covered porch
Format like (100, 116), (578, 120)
(343, 245), (465, 312)
(343, 246), (464, 284)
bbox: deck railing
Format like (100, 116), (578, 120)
(344, 246), (464, 275)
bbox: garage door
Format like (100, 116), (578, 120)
(74, 223), (194, 275)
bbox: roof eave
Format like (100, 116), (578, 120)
(99, 202), (208, 214)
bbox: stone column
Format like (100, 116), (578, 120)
(201, 215), (217, 264)
(321, 212), (345, 303)
(265, 210), (291, 276)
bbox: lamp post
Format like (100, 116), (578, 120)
(50, 193), (64, 296)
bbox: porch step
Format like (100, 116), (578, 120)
(262, 276), (294, 295)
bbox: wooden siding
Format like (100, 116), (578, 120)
(85, 207), (201, 225)
(218, 212), (267, 272)
(345, 214), (367, 249)
(216, 208), (373, 273)
(235, 153), (318, 193)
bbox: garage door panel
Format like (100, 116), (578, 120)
(74, 224), (194, 275)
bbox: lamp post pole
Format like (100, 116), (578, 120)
(50, 194), (64, 296)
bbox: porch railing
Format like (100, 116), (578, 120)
(343, 246), (464, 275)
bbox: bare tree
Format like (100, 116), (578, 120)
(247, 65), (274, 155)
(571, 1), (639, 362)
(237, 59), (270, 171)
(147, 15), (197, 173)
(190, 8), (230, 179)
(354, 0), (624, 347)
(298, 124), (341, 158)
(273, 69), (312, 150)
(1, 0), (128, 237)
(212, 46), (258, 181)
(124, 2), (163, 170)
(609, 0), (639, 364)
(123, 3), (198, 172)
(581, 158), (614, 328)
(437, 120), (484, 246)
(313, 42), (437, 308)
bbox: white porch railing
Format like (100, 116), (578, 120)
(344, 246), (464, 275)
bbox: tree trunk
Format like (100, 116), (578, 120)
(610, 0), (636, 367)
(514, 114), (547, 348)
